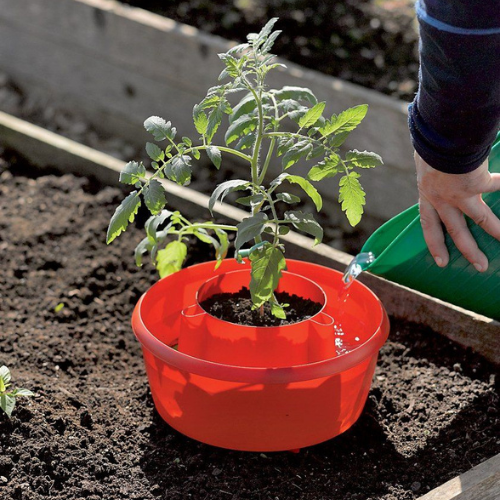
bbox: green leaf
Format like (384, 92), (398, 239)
(192, 149), (201, 160)
(272, 86), (318, 105)
(145, 210), (172, 243)
(206, 106), (223, 143)
(275, 174), (322, 211)
(234, 213), (268, 251)
(194, 228), (220, 250)
(143, 179), (167, 215)
(198, 95), (221, 110)
(219, 53), (240, 78)
(0, 394), (15, 417)
(276, 137), (294, 157)
(156, 241), (187, 278)
(229, 93), (257, 124)
(209, 179), (249, 214)
(135, 237), (152, 267)
(299, 102), (326, 128)
(235, 133), (256, 152)
(54, 302), (65, 313)
(144, 116), (176, 141)
(249, 244), (286, 307)
(288, 106), (311, 123)
(193, 107), (208, 135)
(146, 142), (164, 162)
(206, 146), (222, 169)
(285, 211), (323, 245)
(225, 114), (257, 145)
(215, 228), (229, 266)
(276, 193), (301, 204)
(329, 131), (350, 148)
(12, 388), (34, 397)
(281, 140), (313, 169)
(119, 161), (146, 185)
(261, 29), (282, 55)
(339, 172), (366, 226)
(271, 301), (287, 319)
(167, 155), (192, 186)
(0, 366), (11, 386)
(107, 191), (141, 244)
(277, 99), (302, 114)
(346, 150), (383, 168)
(322, 104), (368, 137)
(249, 17), (279, 50)
(182, 137), (193, 147)
(308, 154), (341, 181)
(235, 194), (264, 207)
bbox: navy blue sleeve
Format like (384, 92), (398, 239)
(408, 0), (500, 174)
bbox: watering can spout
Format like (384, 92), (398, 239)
(359, 132), (500, 321)
(342, 252), (375, 288)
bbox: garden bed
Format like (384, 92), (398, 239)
(1, 153), (499, 500)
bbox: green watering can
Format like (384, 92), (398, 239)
(360, 132), (500, 320)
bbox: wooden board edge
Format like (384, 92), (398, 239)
(416, 452), (500, 500)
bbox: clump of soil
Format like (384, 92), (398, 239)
(1, 156), (499, 500)
(200, 287), (322, 326)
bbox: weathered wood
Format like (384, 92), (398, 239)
(0, 0), (417, 221)
(417, 453), (500, 500)
(1, 110), (498, 365)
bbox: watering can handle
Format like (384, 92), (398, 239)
(310, 311), (334, 327)
(181, 303), (207, 318)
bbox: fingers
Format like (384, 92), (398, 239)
(437, 205), (488, 272)
(461, 198), (500, 242)
(419, 196), (449, 267)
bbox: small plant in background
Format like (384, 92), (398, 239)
(107, 18), (382, 317)
(0, 366), (34, 418)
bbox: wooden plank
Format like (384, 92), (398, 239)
(0, 0), (417, 221)
(1, 110), (498, 365)
(417, 453), (500, 500)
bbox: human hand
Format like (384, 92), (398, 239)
(415, 151), (500, 272)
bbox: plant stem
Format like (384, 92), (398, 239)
(197, 145), (252, 164)
(257, 93), (280, 185)
(188, 223), (237, 232)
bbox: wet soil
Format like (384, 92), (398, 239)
(1, 156), (499, 500)
(200, 288), (322, 326)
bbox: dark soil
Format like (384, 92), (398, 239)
(1, 155), (499, 500)
(120, 0), (419, 101)
(200, 288), (322, 326)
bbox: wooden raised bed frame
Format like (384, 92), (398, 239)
(1, 111), (499, 499)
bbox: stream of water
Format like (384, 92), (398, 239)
(333, 252), (376, 355)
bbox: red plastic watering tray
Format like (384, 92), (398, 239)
(179, 269), (338, 367)
(132, 259), (389, 451)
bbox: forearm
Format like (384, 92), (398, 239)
(408, 0), (500, 174)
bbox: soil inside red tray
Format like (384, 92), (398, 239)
(1, 155), (499, 500)
(200, 288), (322, 326)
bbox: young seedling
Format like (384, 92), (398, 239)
(107, 18), (382, 318)
(0, 366), (34, 418)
